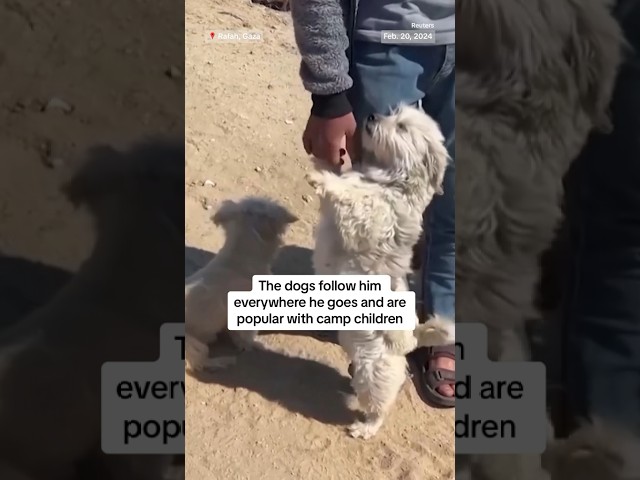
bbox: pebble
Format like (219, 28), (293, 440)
(201, 198), (213, 210)
(302, 194), (312, 203)
(44, 97), (73, 114)
(254, 166), (262, 173)
(203, 179), (216, 187)
(284, 119), (293, 125)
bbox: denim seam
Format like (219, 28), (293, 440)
(427, 44), (455, 95)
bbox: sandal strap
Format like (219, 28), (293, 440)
(428, 344), (456, 361)
(409, 344), (456, 365)
(427, 368), (456, 385)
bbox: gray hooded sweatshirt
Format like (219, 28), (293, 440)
(290, 0), (455, 117)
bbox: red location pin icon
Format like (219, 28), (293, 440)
(210, 32), (215, 39)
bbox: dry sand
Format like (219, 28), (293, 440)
(185, 1), (454, 479)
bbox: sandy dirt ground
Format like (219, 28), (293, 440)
(0, 0), (184, 266)
(185, 1), (454, 479)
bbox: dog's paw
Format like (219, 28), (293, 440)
(348, 421), (380, 440)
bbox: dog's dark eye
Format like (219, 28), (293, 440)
(397, 123), (407, 131)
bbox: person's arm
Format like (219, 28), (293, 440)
(290, 0), (353, 118)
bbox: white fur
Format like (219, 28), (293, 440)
(306, 105), (452, 439)
(454, 0), (625, 478)
(544, 419), (640, 480)
(185, 197), (297, 373)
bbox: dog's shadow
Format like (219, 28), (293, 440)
(185, 244), (353, 426)
(0, 255), (73, 331)
(191, 346), (354, 426)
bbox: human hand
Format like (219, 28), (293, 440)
(302, 113), (357, 170)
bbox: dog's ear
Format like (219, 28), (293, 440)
(62, 145), (128, 207)
(279, 209), (299, 225)
(422, 136), (449, 196)
(564, 0), (624, 132)
(212, 200), (240, 226)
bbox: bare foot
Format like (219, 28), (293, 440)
(429, 355), (455, 397)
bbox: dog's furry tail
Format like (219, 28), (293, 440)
(383, 329), (419, 356)
(382, 315), (455, 355)
(185, 333), (236, 373)
(414, 315), (455, 348)
(185, 333), (209, 372)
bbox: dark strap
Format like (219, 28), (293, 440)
(428, 344), (456, 361)
(427, 368), (456, 386)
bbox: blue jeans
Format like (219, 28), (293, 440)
(348, 41), (456, 320)
(564, 4), (640, 431)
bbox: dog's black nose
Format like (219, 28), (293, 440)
(367, 113), (377, 123)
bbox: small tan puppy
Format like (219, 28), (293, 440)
(185, 197), (297, 373)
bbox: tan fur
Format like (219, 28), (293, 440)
(184, 197), (297, 373)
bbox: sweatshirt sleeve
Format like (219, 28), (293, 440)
(290, 0), (354, 118)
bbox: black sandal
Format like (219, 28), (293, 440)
(408, 345), (455, 408)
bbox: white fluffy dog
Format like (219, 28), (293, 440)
(185, 197), (297, 373)
(543, 419), (640, 480)
(306, 105), (454, 439)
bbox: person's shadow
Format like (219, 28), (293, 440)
(185, 244), (354, 426)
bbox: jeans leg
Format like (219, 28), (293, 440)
(348, 41), (427, 126)
(565, 31), (640, 431)
(348, 42), (455, 322)
(421, 46), (455, 321)
(423, 160), (455, 320)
